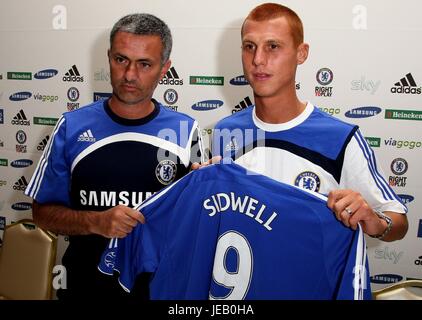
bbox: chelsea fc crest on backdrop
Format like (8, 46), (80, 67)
(294, 171), (321, 192)
(155, 160), (177, 185)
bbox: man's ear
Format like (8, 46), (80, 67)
(160, 59), (171, 80)
(297, 43), (309, 65)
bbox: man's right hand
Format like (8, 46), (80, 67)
(191, 156), (222, 170)
(91, 205), (145, 238)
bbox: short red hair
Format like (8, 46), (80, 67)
(242, 3), (304, 47)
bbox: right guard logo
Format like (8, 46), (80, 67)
(389, 158), (408, 187)
(315, 68), (334, 97)
(294, 171), (321, 192)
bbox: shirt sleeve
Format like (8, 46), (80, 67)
(24, 116), (71, 206)
(98, 170), (195, 292)
(340, 129), (407, 214)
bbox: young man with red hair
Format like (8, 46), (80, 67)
(213, 3), (408, 241)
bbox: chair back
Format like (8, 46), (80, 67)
(0, 219), (57, 300)
(372, 280), (422, 300)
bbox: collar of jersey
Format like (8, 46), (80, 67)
(104, 98), (161, 126)
(252, 102), (314, 132)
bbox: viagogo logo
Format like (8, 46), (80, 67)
(384, 138), (422, 150)
(318, 107), (340, 116)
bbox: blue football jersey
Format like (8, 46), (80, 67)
(212, 103), (406, 214)
(24, 98), (204, 293)
(99, 161), (371, 300)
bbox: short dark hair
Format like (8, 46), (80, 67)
(110, 13), (172, 64)
(242, 3), (304, 47)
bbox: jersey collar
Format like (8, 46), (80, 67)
(104, 98), (161, 126)
(252, 102), (314, 132)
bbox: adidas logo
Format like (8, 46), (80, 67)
(37, 135), (50, 151)
(11, 109), (30, 125)
(391, 73), (421, 94)
(225, 137), (239, 152)
(63, 65), (84, 82)
(77, 129), (96, 142)
(232, 96), (253, 114)
(159, 67), (183, 85)
(13, 176), (28, 191)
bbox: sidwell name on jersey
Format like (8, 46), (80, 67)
(80, 190), (153, 207)
(203, 192), (278, 231)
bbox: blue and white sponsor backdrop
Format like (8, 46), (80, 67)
(0, 0), (421, 291)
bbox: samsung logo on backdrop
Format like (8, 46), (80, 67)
(370, 274), (403, 284)
(34, 69), (58, 80)
(230, 75), (249, 86)
(398, 194), (414, 205)
(191, 100), (223, 111)
(11, 159), (33, 168)
(11, 202), (32, 211)
(345, 106), (382, 118)
(9, 92), (32, 101)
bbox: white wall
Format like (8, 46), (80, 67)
(1, 0), (421, 291)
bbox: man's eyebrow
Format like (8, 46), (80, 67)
(112, 53), (153, 62)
